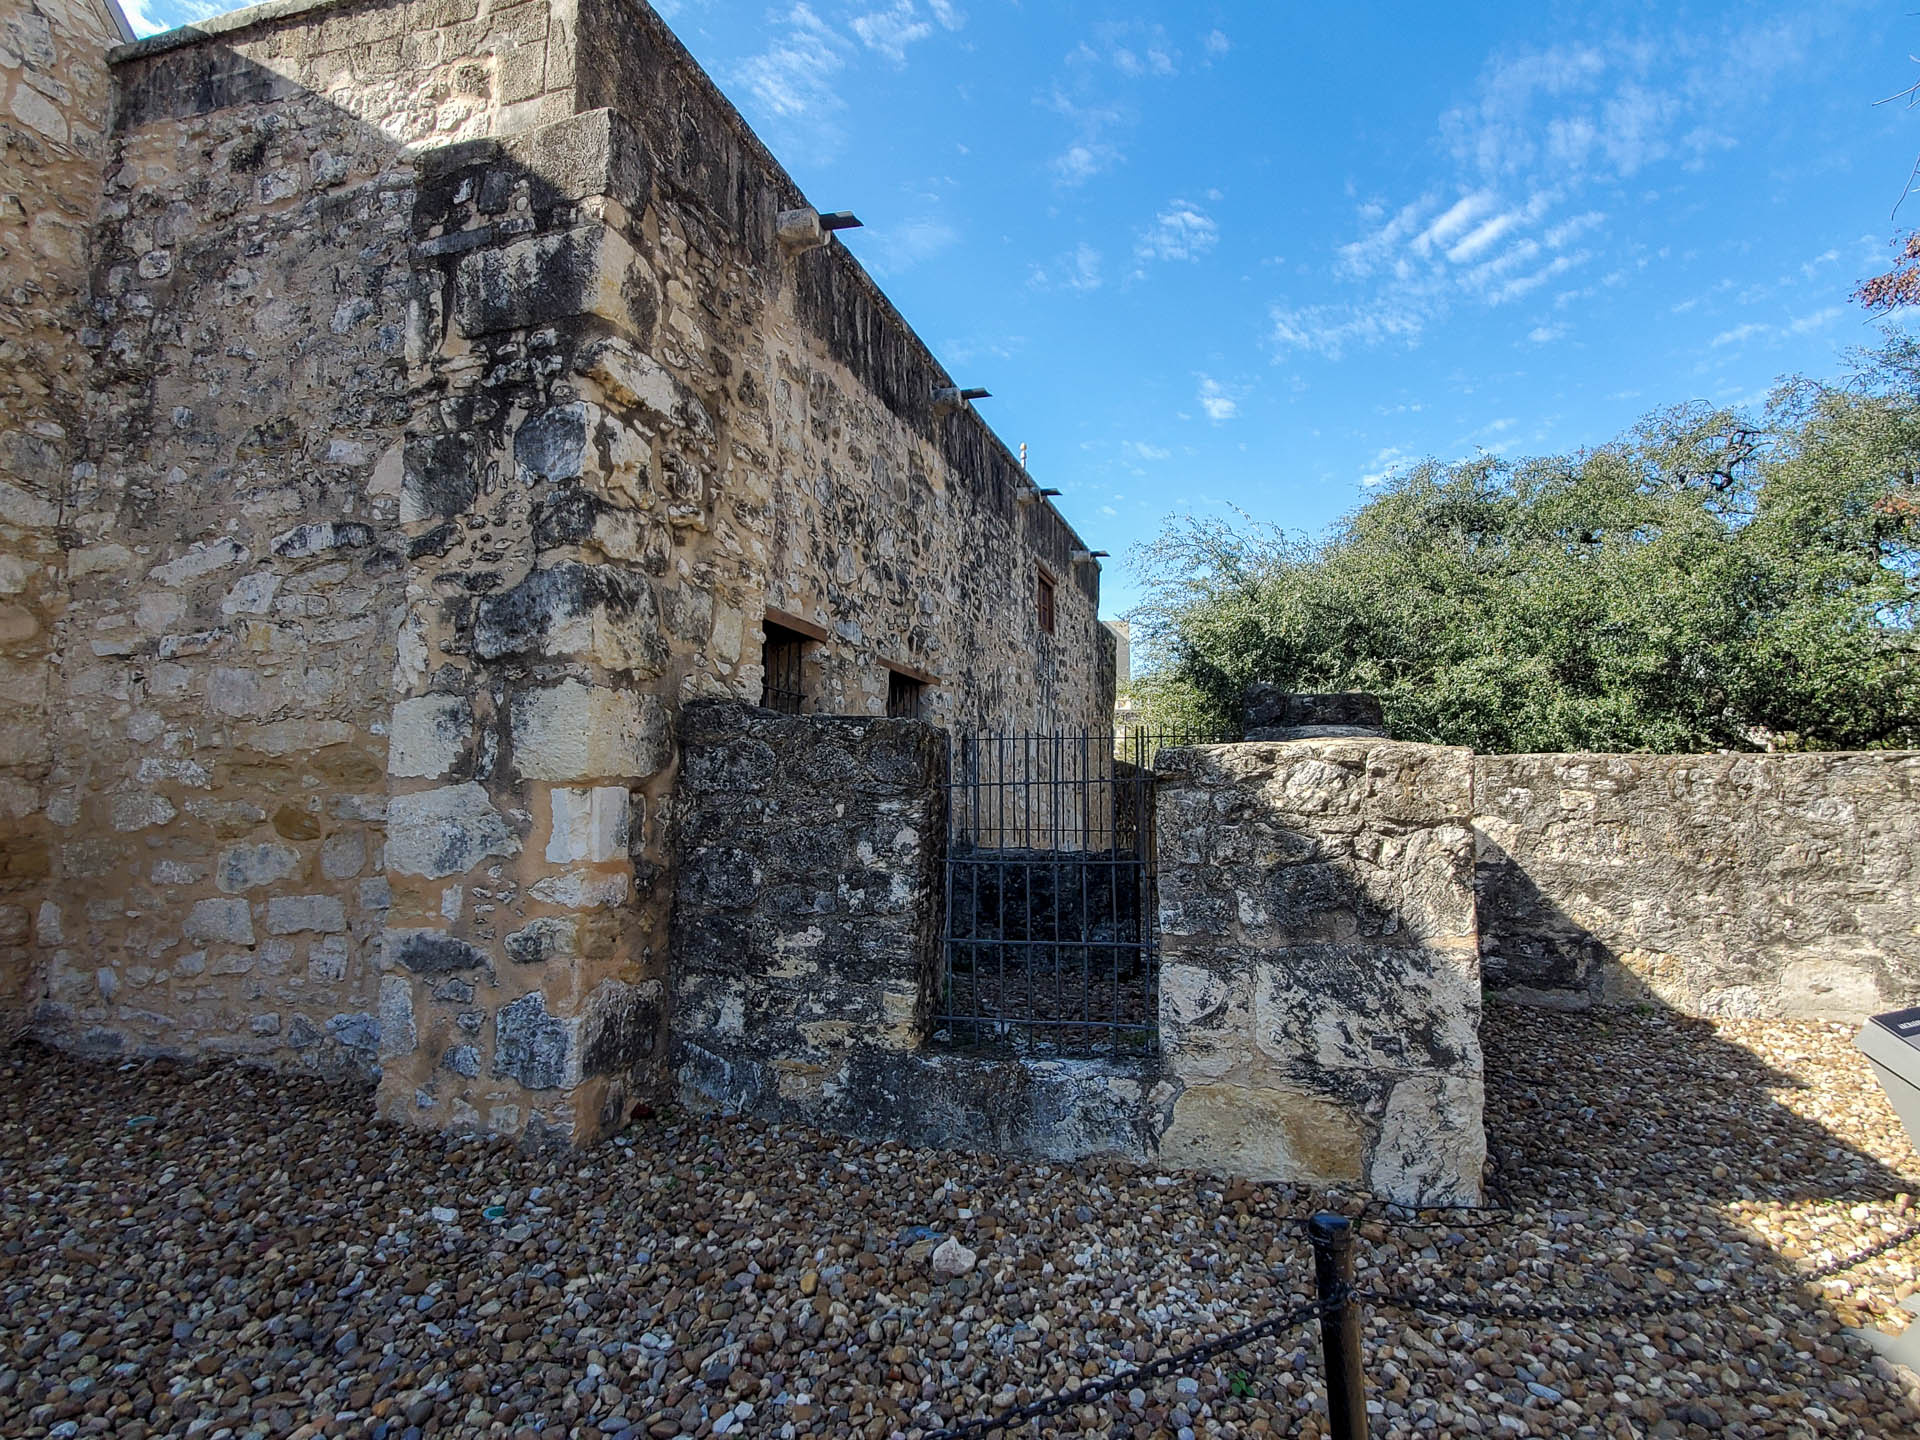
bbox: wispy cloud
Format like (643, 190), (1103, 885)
(851, 1), (962, 63)
(1196, 374), (1243, 422)
(1360, 447), (1408, 488)
(1042, 21), (1182, 185)
(121, 0), (222, 36)
(866, 217), (960, 277)
(1273, 10), (1832, 359)
(1134, 200), (1218, 266)
(1029, 243), (1104, 293)
(731, 6), (851, 157)
(1124, 441), (1172, 461)
(1270, 301), (1425, 361)
(1710, 305), (1847, 351)
(731, 2), (967, 158)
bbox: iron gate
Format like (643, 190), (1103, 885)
(936, 730), (1194, 1057)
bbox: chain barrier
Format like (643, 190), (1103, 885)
(921, 1209), (1920, 1439)
(922, 1291), (1339, 1440)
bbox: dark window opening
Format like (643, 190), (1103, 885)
(1036, 572), (1056, 635)
(887, 670), (925, 720)
(760, 621), (809, 714)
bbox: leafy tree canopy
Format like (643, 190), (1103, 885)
(1130, 339), (1920, 754)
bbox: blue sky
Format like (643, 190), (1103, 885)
(132, 1), (1920, 620)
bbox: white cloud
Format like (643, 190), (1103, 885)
(1787, 305), (1843, 335)
(1134, 200), (1218, 265)
(1196, 375), (1242, 422)
(1271, 302), (1427, 360)
(1030, 243), (1104, 293)
(1527, 323), (1568, 344)
(866, 217), (960, 277)
(1707, 306), (1844, 351)
(121, 0), (222, 36)
(1124, 441), (1172, 461)
(1279, 11), (1832, 359)
(1203, 29), (1230, 58)
(851, 3), (933, 63)
(1360, 447), (1407, 488)
(1044, 24), (1180, 185)
(732, 5), (850, 157)
(1051, 143), (1118, 185)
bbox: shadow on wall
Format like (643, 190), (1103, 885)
(1142, 740), (1492, 1203)
(1473, 750), (1920, 1020)
(1470, 831), (1920, 1416)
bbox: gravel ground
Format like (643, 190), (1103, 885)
(4, 1002), (1920, 1440)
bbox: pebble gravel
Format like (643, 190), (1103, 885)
(3, 1002), (1919, 1440)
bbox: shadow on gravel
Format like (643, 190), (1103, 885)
(1475, 997), (1920, 1437)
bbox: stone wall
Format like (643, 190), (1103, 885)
(1476, 751), (1920, 1018)
(675, 712), (1485, 1205)
(36, 0), (577, 1071)
(671, 701), (946, 1117)
(0, 0), (122, 1032)
(1155, 740), (1486, 1204)
(17, 0), (1113, 1138)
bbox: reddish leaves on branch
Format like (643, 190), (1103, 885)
(1857, 232), (1920, 313)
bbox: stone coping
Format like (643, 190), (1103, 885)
(106, 0), (337, 63)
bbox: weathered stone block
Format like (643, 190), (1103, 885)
(387, 694), (474, 779)
(505, 915), (575, 964)
(473, 562), (668, 675)
(509, 679), (670, 782)
(377, 977), (415, 1059)
(545, 786), (628, 863)
(386, 928), (489, 975)
(494, 990), (575, 1089)
(453, 224), (655, 339)
(386, 784), (519, 878)
(265, 894), (348, 935)
(400, 432), (478, 523)
(1158, 1083), (1366, 1185)
(184, 897), (254, 946)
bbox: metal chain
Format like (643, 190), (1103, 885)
(922, 1291), (1339, 1440)
(923, 1211), (1920, 1435)
(1362, 1216), (1920, 1324)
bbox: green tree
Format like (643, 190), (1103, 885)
(1132, 342), (1920, 754)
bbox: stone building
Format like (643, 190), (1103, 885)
(0, 0), (1116, 1143)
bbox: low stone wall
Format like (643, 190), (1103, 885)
(1476, 751), (1920, 1017)
(1155, 740), (1485, 1205)
(672, 707), (1485, 1204)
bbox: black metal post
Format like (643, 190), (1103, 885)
(1309, 1212), (1366, 1440)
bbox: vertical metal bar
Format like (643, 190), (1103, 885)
(996, 732), (1006, 1028)
(968, 734), (981, 1042)
(1309, 1213), (1366, 1440)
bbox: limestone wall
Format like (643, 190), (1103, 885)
(1476, 750), (1920, 1018)
(571, 0), (1112, 731)
(0, 0), (121, 1031)
(23, 0), (1112, 1138)
(674, 715), (1485, 1205)
(34, 0), (577, 1067)
(1155, 740), (1486, 1205)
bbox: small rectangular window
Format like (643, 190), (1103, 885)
(760, 621), (809, 714)
(886, 670), (925, 720)
(1036, 571), (1056, 635)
